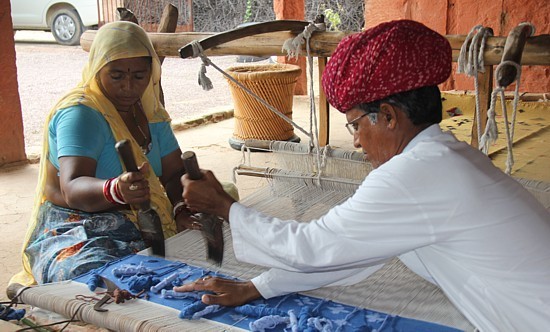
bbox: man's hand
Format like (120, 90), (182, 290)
(173, 276), (261, 306)
(181, 171), (235, 220)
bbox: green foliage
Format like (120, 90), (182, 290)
(319, 2), (343, 31)
(244, 0), (253, 23)
(324, 7), (342, 31)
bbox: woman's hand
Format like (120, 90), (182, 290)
(173, 276), (262, 307)
(118, 162), (150, 204)
(175, 208), (201, 232)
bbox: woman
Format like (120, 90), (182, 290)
(11, 21), (201, 286)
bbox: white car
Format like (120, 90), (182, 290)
(10, 0), (99, 46)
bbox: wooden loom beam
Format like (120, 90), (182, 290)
(81, 30), (550, 66)
(80, 27), (550, 147)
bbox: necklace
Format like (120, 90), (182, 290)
(132, 103), (153, 155)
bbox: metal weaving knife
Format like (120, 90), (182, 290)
(93, 276), (119, 312)
(181, 151), (224, 265)
(115, 140), (165, 257)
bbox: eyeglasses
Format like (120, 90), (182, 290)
(345, 112), (369, 135)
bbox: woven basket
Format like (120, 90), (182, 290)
(225, 63), (301, 143)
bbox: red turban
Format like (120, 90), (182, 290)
(322, 20), (451, 113)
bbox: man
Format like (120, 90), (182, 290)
(177, 20), (550, 331)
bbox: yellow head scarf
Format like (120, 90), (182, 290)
(11, 21), (177, 286)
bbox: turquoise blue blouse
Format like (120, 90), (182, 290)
(48, 104), (179, 179)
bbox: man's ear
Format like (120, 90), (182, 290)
(379, 103), (398, 129)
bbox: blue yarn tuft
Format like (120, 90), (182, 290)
(161, 289), (203, 300)
(308, 317), (334, 332)
(249, 315), (290, 332)
(127, 275), (160, 293)
(179, 300), (208, 319)
(191, 304), (221, 320)
(0, 306), (26, 321)
(288, 309), (298, 332)
(112, 262), (154, 278)
(86, 273), (101, 291)
(234, 304), (285, 318)
(150, 272), (179, 293)
(298, 306), (312, 330)
(171, 272), (191, 287)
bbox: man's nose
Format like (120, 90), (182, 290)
(353, 132), (361, 148)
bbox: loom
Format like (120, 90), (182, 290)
(8, 17), (550, 331)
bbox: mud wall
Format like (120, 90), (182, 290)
(0, 1), (26, 165)
(364, 0), (549, 92)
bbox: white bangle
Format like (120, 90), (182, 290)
(173, 201), (186, 217)
(110, 178), (126, 205)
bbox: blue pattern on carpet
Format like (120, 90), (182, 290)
(74, 254), (463, 332)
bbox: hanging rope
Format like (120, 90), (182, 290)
(282, 22), (326, 60)
(282, 22), (327, 184)
(479, 22), (535, 174)
(480, 61), (523, 173)
(190, 40), (213, 91)
(457, 24), (493, 146)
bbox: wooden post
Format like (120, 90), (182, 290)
(318, 57), (330, 146)
(274, 0), (307, 95)
(0, 0), (26, 165)
(156, 4), (179, 106)
(156, 4), (179, 65)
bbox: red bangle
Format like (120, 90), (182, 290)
(103, 178), (118, 205)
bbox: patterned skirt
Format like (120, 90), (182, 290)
(26, 201), (146, 284)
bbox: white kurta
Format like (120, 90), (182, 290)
(229, 125), (550, 332)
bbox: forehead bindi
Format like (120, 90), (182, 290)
(106, 58), (150, 73)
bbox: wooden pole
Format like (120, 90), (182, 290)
(317, 57), (330, 146)
(156, 4), (179, 106)
(497, 24), (535, 88)
(156, 4), (179, 65)
(81, 30), (550, 66)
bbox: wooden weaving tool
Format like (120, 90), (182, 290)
(181, 151), (225, 265)
(115, 140), (165, 257)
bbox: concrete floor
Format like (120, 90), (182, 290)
(0, 95), (352, 302)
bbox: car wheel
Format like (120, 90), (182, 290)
(50, 8), (84, 46)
